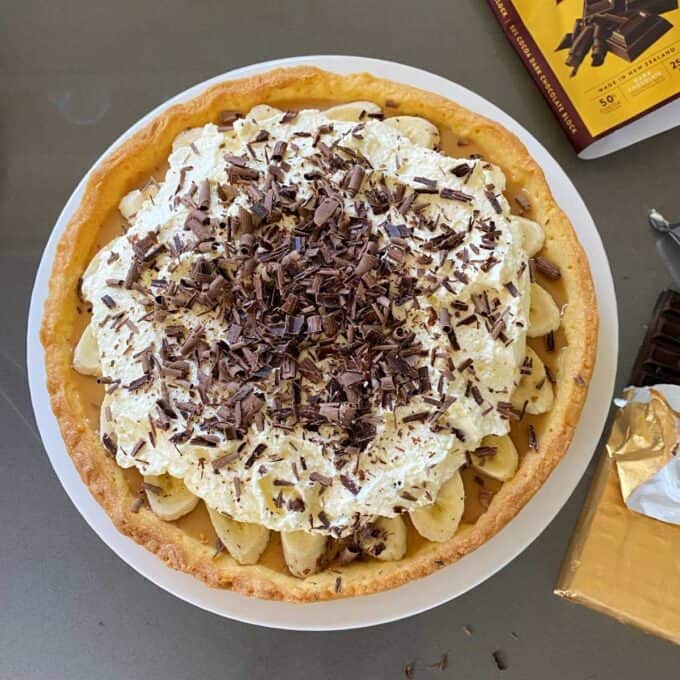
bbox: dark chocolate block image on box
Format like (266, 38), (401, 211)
(607, 14), (673, 61)
(556, 0), (677, 73)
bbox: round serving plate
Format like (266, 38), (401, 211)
(27, 55), (618, 631)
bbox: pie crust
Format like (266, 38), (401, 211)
(40, 67), (598, 601)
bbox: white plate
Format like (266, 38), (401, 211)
(27, 55), (618, 631)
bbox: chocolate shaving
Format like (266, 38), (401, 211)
(485, 188), (502, 214)
(492, 650), (508, 671)
(528, 424), (538, 451)
(213, 450), (241, 470)
(313, 198), (339, 226)
(309, 471), (333, 487)
(439, 188), (473, 203)
(532, 256), (561, 280)
(340, 475), (360, 495)
(473, 445), (497, 457)
(101, 433), (117, 456)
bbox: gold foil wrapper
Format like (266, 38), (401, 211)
(556, 386), (680, 646)
(606, 389), (680, 503)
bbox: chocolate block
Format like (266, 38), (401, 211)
(630, 290), (680, 386)
(625, 0), (678, 14)
(591, 23), (611, 65)
(606, 14), (672, 61)
(585, 0), (625, 15)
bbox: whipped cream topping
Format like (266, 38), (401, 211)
(81, 106), (531, 536)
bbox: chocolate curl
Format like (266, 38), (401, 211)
(591, 23), (608, 66)
(567, 25), (595, 75)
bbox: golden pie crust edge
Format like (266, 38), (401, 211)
(40, 66), (598, 602)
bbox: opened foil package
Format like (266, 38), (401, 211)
(556, 383), (680, 645)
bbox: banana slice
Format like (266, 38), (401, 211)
(409, 471), (464, 543)
(144, 474), (199, 521)
(360, 516), (408, 561)
(470, 435), (519, 482)
(73, 323), (101, 376)
(281, 530), (328, 577)
(383, 115), (440, 149)
(512, 215), (545, 257)
(528, 283), (561, 337)
(207, 506), (270, 565)
(512, 347), (554, 415)
(324, 101), (382, 121)
(247, 104), (282, 122)
(118, 182), (159, 222)
(82, 244), (112, 282)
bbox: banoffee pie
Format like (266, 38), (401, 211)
(41, 67), (597, 601)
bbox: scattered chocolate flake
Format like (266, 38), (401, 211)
(497, 401), (522, 421)
(545, 365), (557, 385)
(272, 140), (287, 161)
(142, 481), (163, 495)
(528, 424), (538, 451)
(514, 193), (531, 215)
(309, 471), (333, 487)
(101, 433), (117, 456)
(504, 282), (519, 297)
(532, 256), (561, 280)
(402, 411), (431, 424)
(544, 330), (556, 352)
(404, 663), (415, 679)
(101, 294), (116, 309)
(197, 179), (210, 210)
(213, 450), (241, 470)
(335, 576), (342, 593)
(439, 188), (473, 203)
(218, 110), (241, 126)
(126, 374), (152, 391)
(124, 260), (140, 289)
(287, 497), (306, 512)
(347, 164), (365, 196)
(485, 188), (502, 214)
(492, 650), (508, 671)
(313, 197), (339, 226)
(428, 654), (448, 672)
(130, 439), (146, 458)
(413, 176), (437, 189)
(340, 475), (360, 496)
(574, 374), (586, 386)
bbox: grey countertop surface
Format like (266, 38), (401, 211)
(2, 1), (679, 678)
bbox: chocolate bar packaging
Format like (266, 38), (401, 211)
(488, 1), (680, 157)
(555, 291), (680, 646)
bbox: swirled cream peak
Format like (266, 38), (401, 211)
(81, 106), (531, 536)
